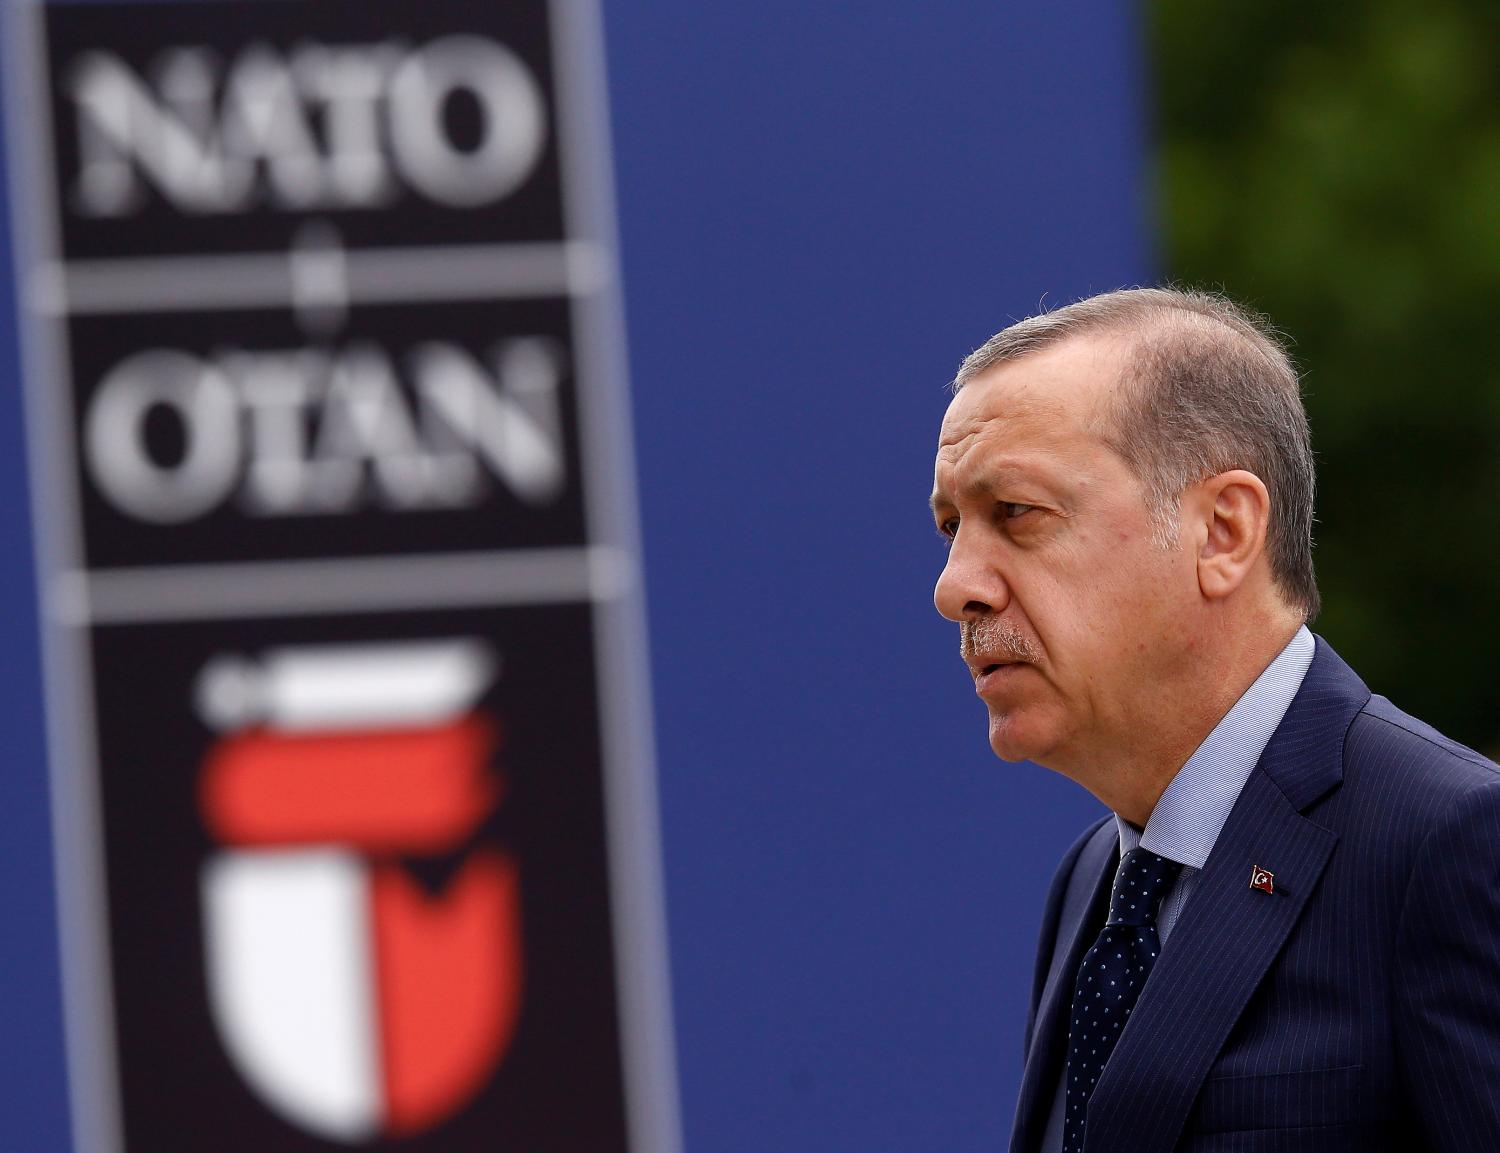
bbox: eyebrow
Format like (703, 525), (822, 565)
(930, 464), (1052, 517)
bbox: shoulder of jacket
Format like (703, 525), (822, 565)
(1352, 696), (1497, 778)
(1340, 698), (1500, 841)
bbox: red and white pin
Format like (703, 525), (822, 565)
(1249, 865), (1275, 894)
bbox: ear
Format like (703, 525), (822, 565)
(1191, 470), (1271, 602)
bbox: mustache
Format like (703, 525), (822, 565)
(960, 617), (1041, 665)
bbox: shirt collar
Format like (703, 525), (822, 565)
(1116, 625), (1316, 869)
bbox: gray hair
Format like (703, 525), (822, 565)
(952, 287), (1319, 619)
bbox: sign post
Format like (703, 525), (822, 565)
(5, 2), (678, 1150)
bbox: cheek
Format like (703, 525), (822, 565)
(1050, 540), (1186, 652)
(1011, 513), (1191, 647)
(1097, 546), (1195, 647)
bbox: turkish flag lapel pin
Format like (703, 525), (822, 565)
(1249, 865), (1275, 894)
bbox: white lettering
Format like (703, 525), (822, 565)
(70, 49), (248, 215)
(67, 36), (546, 216)
(413, 338), (563, 503)
(387, 37), (546, 209)
(218, 45), (328, 209)
(83, 341), (568, 522)
(85, 349), (242, 522)
(291, 46), (398, 207)
(224, 349), (324, 513)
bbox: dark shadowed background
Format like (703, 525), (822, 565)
(1154, 0), (1500, 757)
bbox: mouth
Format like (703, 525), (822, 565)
(970, 659), (1026, 693)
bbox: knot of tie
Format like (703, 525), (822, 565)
(1105, 847), (1183, 929)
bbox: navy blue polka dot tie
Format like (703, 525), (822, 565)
(1062, 847), (1183, 1153)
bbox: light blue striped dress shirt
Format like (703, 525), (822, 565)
(1036, 625), (1316, 1153)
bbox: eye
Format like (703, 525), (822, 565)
(1002, 502), (1036, 521)
(936, 516), (959, 544)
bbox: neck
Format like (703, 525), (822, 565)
(1065, 608), (1303, 827)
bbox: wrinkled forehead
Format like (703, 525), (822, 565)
(937, 334), (1127, 459)
(938, 381), (1069, 452)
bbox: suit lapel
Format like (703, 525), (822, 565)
(1080, 772), (1337, 1152)
(1010, 820), (1117, 1153)
(1078, 638), (1370, 1153)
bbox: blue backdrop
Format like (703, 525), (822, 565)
(0, 3), (1146, 1150)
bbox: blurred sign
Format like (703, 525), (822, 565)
(5, 1), (676, 1151)
(196, 638), (519, 1143)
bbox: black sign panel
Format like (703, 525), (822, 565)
(45, 0), (568, 260)
(69, 300), (589, 569)
(7, 0), (676, 1150)
(94, 609), (626, 1151)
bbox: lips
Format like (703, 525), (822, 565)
(967, 654), (1015, 677)
(971, 659), (1031, 696)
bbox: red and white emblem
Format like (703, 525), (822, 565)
(194, 640), (520, 1142)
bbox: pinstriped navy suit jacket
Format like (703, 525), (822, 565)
(1010, 636), (1500, 1153)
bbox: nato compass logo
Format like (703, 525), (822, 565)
(193, 639), (521, 1141)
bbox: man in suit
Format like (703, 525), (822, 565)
(929, 287), (1500, 1152)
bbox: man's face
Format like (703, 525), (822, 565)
(930, 335), (1196, 771)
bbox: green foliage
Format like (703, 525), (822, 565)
(1152, 0), (1500, 752)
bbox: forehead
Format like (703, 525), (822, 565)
(936, 334), (1127, 474)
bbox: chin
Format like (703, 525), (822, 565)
(987, 708), (1060, 766)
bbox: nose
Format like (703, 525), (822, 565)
(933, 532), (1010, 622)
